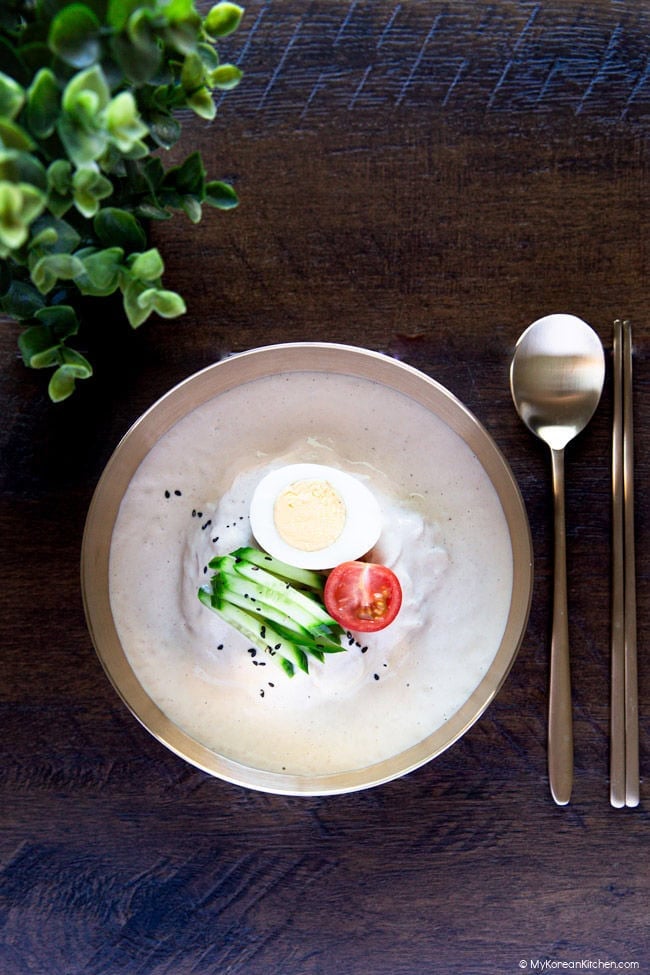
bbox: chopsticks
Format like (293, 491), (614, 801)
(610, 319), (639, 808)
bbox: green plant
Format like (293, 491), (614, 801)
(0, 0), (244, 402)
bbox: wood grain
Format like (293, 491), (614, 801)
(1, 2), (649, 973)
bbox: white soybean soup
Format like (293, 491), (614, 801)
(109, 371), (514, 776)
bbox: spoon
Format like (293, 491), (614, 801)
(510, 314), (605, 805)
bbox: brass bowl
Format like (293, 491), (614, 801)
(81, 343), (532, 795)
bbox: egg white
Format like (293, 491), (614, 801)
(249, 463), (382, 569)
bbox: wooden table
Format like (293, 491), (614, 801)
(1, 1), (648, 971)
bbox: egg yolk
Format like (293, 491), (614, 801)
(273, 478), (346, 552)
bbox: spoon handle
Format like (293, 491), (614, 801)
(549, 447), (573, 805)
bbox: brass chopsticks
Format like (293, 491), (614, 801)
(610, 319), (639, 808)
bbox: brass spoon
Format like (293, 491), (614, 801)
(510, 314), (605, 805)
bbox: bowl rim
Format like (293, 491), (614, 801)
(81, 342), (533, 795)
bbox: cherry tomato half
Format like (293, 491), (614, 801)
(324, 561), (402, 633)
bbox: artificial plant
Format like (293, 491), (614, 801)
(0, 0), (244, 401)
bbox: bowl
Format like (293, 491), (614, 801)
(81, 343), (533, 795)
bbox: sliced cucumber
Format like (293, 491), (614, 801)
(198, 546), (346, 676)
(231, 546), (325, 591)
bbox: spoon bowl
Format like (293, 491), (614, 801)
(511, 315), (605, 451)
(510, 314), (605, 804)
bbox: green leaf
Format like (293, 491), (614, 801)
(0, 279), (46, 319)
(121, 7), (168, 79)
(0, 71), (25, 120)
(122, 276), (185, 327)
(196, 41), (220, 72)
(129, 247), (164, 281)
(164, 15), (202, 56)
(94, 206), (147, 251)
(34, 303), (79, 339)
(187, 86), (215, 120)
(180, 195), (202, 223)
(143, 156), (165, 188)
(145, 111), (180, 150)
(59, 66), (112, 164)
(0, 149), (47, 191)
(59, 346), (93, 377)
(46, 194), (73, 218)
(0, 181), (46, 251)
(47, 158), (72, 195)
(107, 0), (153, 31)
(205, 179), (238, 209)
(29, 226), (59, 250)
(76, 245), (124, 294)
(119, 138), (149, 160)
(0, 119), (35, 151)
(134, 200), (172, 220)
(209, 63), (242, 91)
(162, 0), (196, 20)
(26, 68), (60, 139)
(103, 91), (149, 153)
(31, 214), (81, 254)
(138, 286), (186, 318)
(163, 150), (205, 196)
(18, 324), (61, 368)
(48, 354), (92, 402)
(121, 277), (151, 327)
(110, 31), (162, 85)
(62, 65), (110, 117)
(49, 366), (76, 402)
(204, 3), (244, 39)
(72, 164), (113, 217)
(31, 252), (85, 293)
(181, 51), (206, 92)
(48, 3), (101, 69)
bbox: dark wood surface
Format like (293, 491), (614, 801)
(1, 2), (649, 972)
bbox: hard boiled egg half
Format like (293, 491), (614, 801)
(249, 463), (382, 570)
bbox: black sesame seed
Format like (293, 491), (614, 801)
(174, 489), (182, 496)
(192, 509), (197, 517)
(361, 646), (368, 654)
(201, 519), (212, 530)
(212, 536), (219, 543)
(374, 674), (380, 681)
(274, 643), (281, 650)
(217, 644), (223, 650)
(260, 689), (265, 697)
(268, 682), (275, 688)
(247, 648), (256, 657)
(164, 490), (170, 498)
